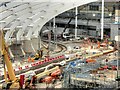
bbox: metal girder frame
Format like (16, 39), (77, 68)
(0, 0), (98, 43)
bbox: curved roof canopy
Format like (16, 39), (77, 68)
(1, 0), (99, 43)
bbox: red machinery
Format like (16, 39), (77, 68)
(41, 68), (61, 84)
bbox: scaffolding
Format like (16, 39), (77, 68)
(62, 59), (116, 89)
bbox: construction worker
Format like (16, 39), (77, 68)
(97, 41), (100, 48)
(29, 75), (37, 89)
(28, 56), (31, 62)
(25, 74), (36, 89)
(32, 75), (37, 85)
(31, 58), (34, 62)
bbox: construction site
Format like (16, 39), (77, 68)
(0, 0), (120, 89)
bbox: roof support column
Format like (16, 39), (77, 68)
(101, 0), (104, 40)
(75, 6), (78, 39)
(53, 17), (56, 46)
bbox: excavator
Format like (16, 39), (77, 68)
(0, 30), (20, 89)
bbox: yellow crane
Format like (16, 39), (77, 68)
(0, 30), (20, 89)
(0, 30), (61, 89)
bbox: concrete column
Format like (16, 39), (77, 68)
(114, 2), (120, 88)
(53, 17), (56, 46)
(53, 17), (56, 31)
(75, 7), (78, 39)
(96, 25), (101, 37)
(110, 24), (119, 40)
(101, 0), (104, 40)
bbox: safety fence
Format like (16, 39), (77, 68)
(62, 60), (116, 89)
(0, 55), (65, 80)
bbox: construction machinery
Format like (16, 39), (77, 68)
(38, 66), (62, 88)
(30, 41), (48, 61)
(0, 30), (20, 89)
(0, 30), (63, 89)
(32, 50), (43, 60)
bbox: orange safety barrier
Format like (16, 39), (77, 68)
(39, 61), (42, 64)
(19, 67), (22, 70)
(36, 62), (39, 66)
(25, 66), (29, 69)
(86, 59), (96, 63)
(27, 55), (65, 69)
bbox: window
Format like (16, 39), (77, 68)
(89, 5), (99, 11)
